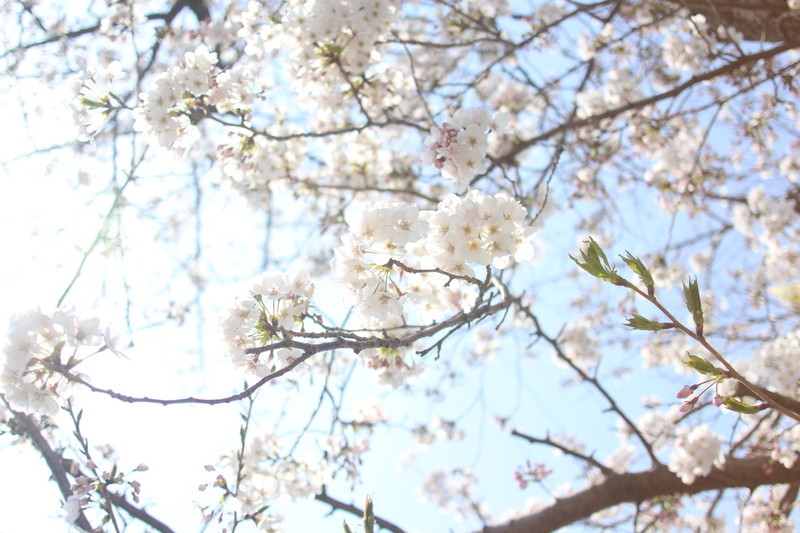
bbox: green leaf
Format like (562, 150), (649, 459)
(624, 314), (670, 332)
(721, 396), (764, 415)
(79, 97), (109, 110)
(45, 340), (65, 362)
(252, 505), (269, 518)
(682, 278), (704, 334)
(570, 237), (620, 283)
(620, 252), (655, 294)
(681, 354), (722, 376)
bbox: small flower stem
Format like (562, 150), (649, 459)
(622, 279), (800, 423)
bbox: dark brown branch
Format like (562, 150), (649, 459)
(479, 457), (800, 533)
(511, 430), (616, 477)
(107, 493), (176, 533)
(667, 0), (800, 42)
(6, 402), (176, 533)
(513, 300), (661, 467)
(147, 0), (210, 24)
(315, 491), (406, 533)
(732, 381), (800, 417)
(52, 297), (511, 405)
(8, 407), (95, 532)
(495, 42), (798, 167)
(1, 21), (100, 59)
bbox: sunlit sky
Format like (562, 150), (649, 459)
(0, 4), (744, 531)
(0, 81), (629, 531)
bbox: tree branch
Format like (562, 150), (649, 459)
(479, 456), (800, 533)
(315, 490), (406, 533)
(495, 42), (798, 167)
(52, 297), (511, 405)
(7, 402), (175, 533)
(7, 407), (95, 532)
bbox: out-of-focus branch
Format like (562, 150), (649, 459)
(730, 381), (800, 418)
(315, 490), (406, 533)
(513, 299), (661, 467)
(6, 406), (95, 533)
(666, 0), (800, 42)
(511, 430), (616, 477)
(1, 21), (101, 59)
(7, 402), (175, 533)
(478, 456), (800, 533)
(106, 493), (176, 533)
(495, 42), (798, 167)
(147, 0), (211, 24)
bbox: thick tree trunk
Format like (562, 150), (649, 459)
(667, 0), (800, 43)
(479, 457), (800, 533)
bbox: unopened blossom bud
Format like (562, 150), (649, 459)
(676, 385), (695, 399)
(679, 398), (697, 413)
(713, 394), (722, 407)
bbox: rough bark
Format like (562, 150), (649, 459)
(667, 0), (800, 43)
(479, 457), (800, 533)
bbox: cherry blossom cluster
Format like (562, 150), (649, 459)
(465, 326), (502, 365)
(219, 271), (314, 377)
(1, 308), (111, 416)
(628, 115), (711, 205)
(739, 488), (796, 533)
(425, 190), (535, 271)
(331, 202), (428, 323)
(128, 44), (259, 152)
(660, 14), (741, 74)
(514, 461), (552, 489)
(328, 190), (533, 386)
(423, 109), (510, 192)
(68, 61), (125, 141)
(412, 417), (464, 448)
(130, 45), (219, 150)
(345, 396), (389, 426)
(731, 186), (800, 302)
(771, 423), (800, 469)
(237, 0), (399, 116)
(65, 460), (148, 527)
(420, 468), (488, 522)
(575, 65), (641, 119)
(717, 329), (800, 402)
(332, 190), (534, 325)
(208, 433), (331, 530)
(215, 130), (303, 207)
(667, 424), (723, 484)
(99, 0), (144, 37)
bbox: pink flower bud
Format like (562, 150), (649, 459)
(135, 463), (149, 472)
(679, 399), (695, 413)
(676, 385), (695, 399)
(713, 394), (722, 407)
